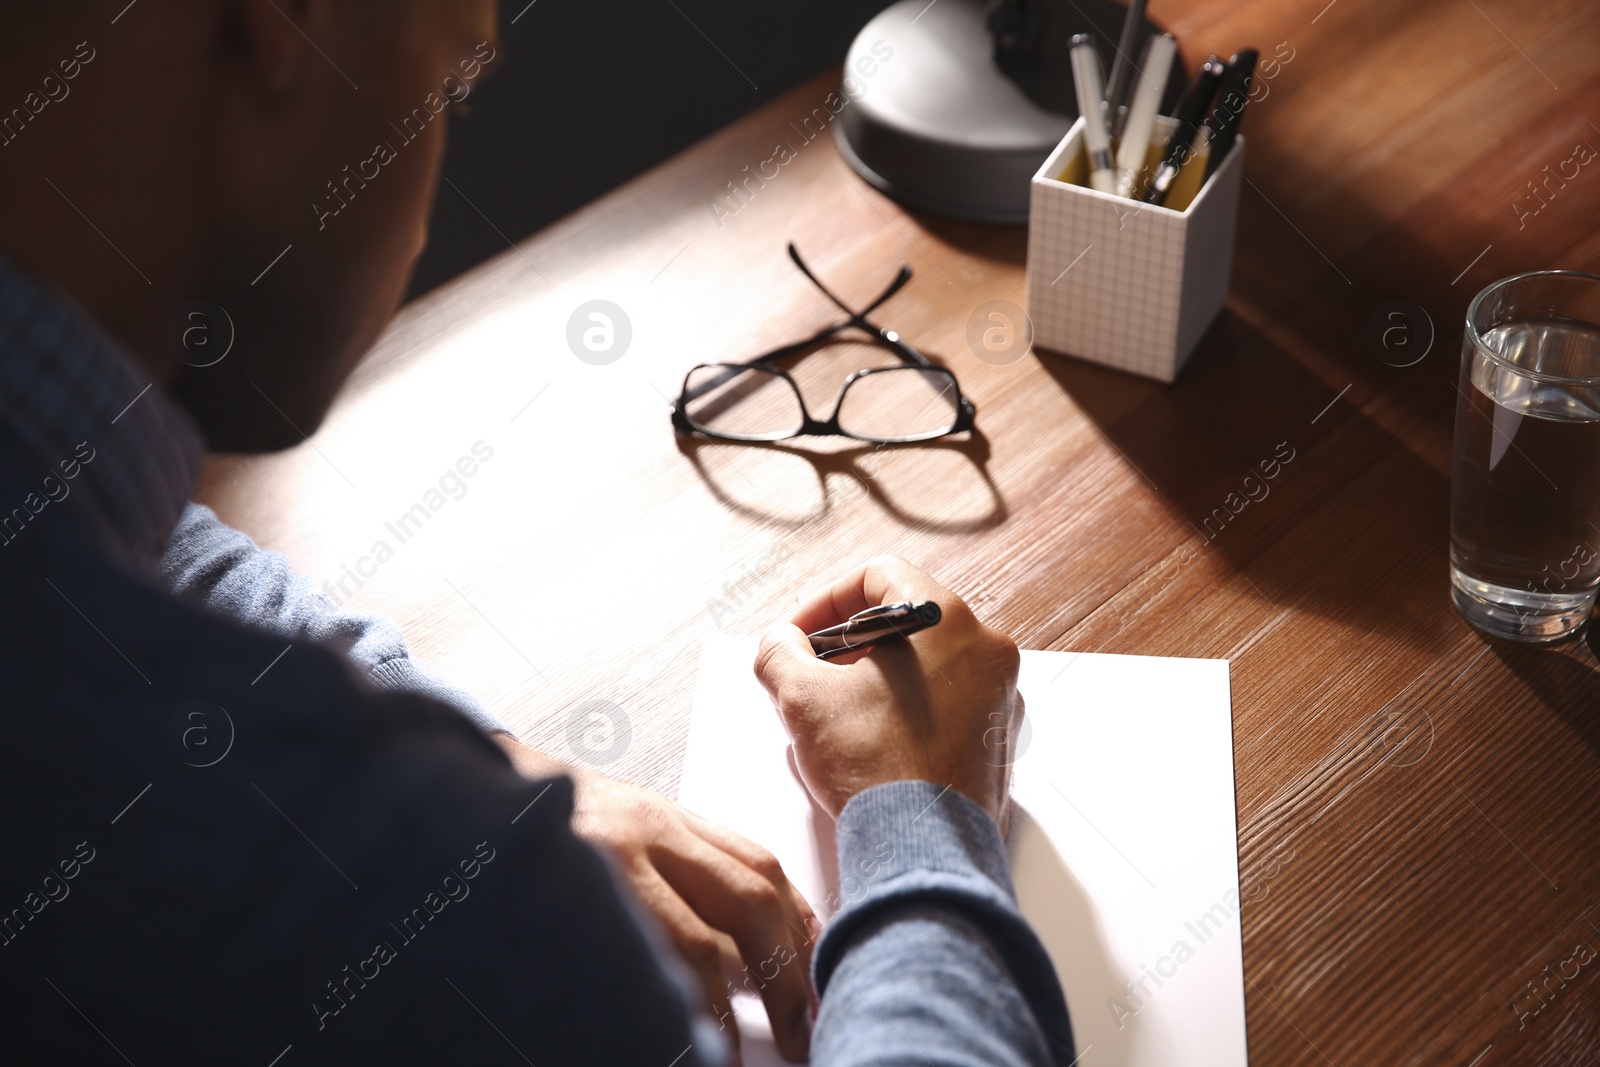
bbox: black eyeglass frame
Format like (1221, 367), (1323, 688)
(672, 243), (978, 444)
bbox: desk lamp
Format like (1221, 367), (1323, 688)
(834, 0), (1182, 223)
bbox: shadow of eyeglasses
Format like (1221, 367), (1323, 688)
(674, 428), (1007, 535)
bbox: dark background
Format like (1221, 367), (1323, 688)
(410, 0), (890, 299)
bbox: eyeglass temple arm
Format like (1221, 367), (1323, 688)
(787, 243), (913, 323)
(785, 243), (928, 368)
(883, 334), (939, 370)
(737, 304), (947, 378)
(675, 248), (943, 410)
(750, 317), (940, 377)
(680, 320), (947, 412)
(856, 267), (914, 318)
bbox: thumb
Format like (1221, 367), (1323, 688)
(754, 622), (819, 704)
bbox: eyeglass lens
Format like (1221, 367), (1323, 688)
(837, 367), (960, 442)
(682, 363), (959, 442)
(683, 364), (804, 441)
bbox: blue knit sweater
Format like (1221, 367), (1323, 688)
(0, 252), (1074, 1064)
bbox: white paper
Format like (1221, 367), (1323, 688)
(679, 635), (1247, 1067)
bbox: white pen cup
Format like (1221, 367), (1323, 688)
(1024, 115), (1245, 382)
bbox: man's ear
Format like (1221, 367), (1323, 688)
(226, 0), (320, 97)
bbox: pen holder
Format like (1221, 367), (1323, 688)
(1024, 116), (1245, 383)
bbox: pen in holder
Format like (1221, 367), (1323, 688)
(1024, 115), (1245, 382)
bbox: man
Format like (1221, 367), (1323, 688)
(0, 2), (1074, 1063)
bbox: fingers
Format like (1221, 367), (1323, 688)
(753, 556), (1023, 834)
(770, 558), (966, 685)
(653, 824), (816, 1061)
(786, 553), (942, 633)
(629, 869), (741, 1058)
(683, 810), (823, 982)
(683, 812), (822, 1032)
(754, 622), (823, 705)
(567, 773), (815, 1059)
(787, 560), (876, 633)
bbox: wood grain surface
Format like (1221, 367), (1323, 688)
(197, 1), (1600, 1062)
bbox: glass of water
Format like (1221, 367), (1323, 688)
(1451, 271), (1600, 642)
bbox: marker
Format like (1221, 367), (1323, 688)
(1114, 32), (1177, 200)
(1202, 49), (1259, 182)
(807, 601), (942, 660)
(1069, 34), (1117, 194)
(1103, 0), (1149, 143)
(1143, 56), (1226, 205)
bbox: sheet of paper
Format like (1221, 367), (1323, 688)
(679, 635), (1247, 1067)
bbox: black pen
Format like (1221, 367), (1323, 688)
(807, 601), (941, 660)
(1202, 49), (1259, 182)
(1143, 56), (1227, 206)
(1103, 0), (1149, 143)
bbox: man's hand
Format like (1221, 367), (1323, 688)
(754, 555), (1024, 829)
(493, 736), (818, 1064)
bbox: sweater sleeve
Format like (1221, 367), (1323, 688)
(157, 501), (510, 735)
(811, 780), (1077, 1067)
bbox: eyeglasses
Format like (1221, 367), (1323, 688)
(672, 244), (977, 444)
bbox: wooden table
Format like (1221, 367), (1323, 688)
(198, 0), (1600, 1061)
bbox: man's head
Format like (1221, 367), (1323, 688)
(0, 0), (500, 451)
